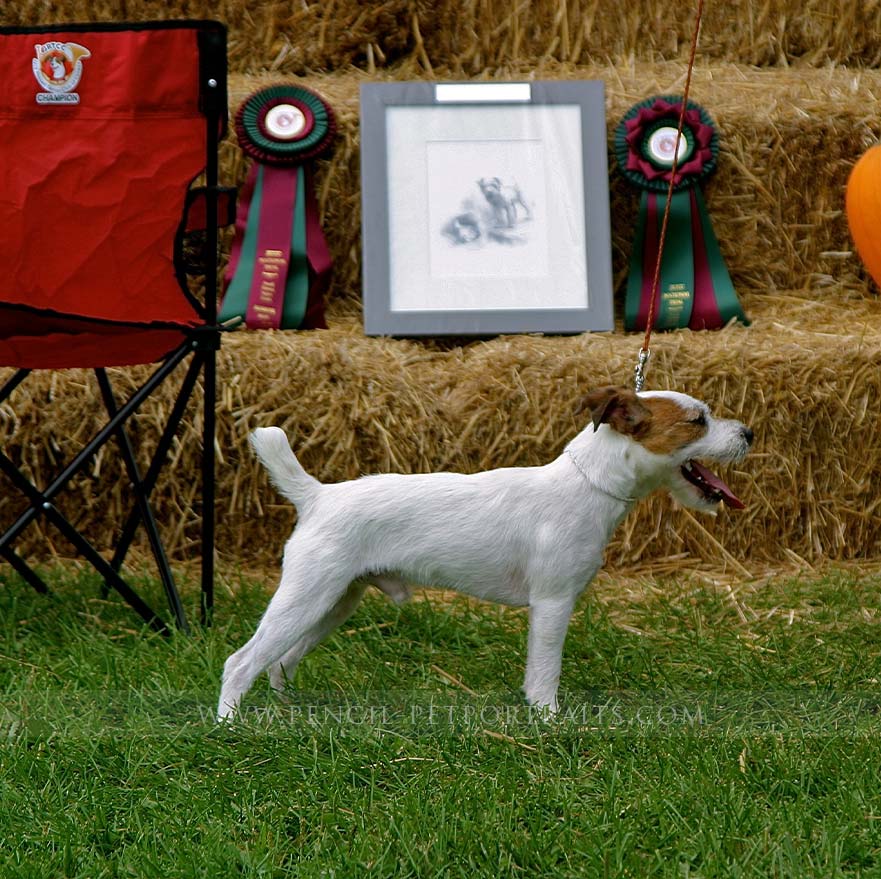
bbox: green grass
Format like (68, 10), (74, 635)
(2, 566), (881, 877)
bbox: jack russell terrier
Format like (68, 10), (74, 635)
(218, 386), (753, 720)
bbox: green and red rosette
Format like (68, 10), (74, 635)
(615, 95), (747, 331)
(220, 84), (336, 330)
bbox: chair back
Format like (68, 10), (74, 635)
(0, 21), (227, 368)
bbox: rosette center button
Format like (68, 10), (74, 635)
(647, 126), (688, 166)
(265, 104), (307, 140)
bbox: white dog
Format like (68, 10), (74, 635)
(218, 386), (752, 721)
(477, 176), (531, 228)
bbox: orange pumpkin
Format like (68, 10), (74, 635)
(846, 144), (881, 290)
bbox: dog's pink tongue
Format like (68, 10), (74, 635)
(691, 461), (745, 509)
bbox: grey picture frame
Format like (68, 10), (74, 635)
(360, 80), (614, 336)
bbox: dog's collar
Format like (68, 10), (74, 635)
(564, 449), (636, 505)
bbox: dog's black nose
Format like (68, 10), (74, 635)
(742, 427), (754, 446)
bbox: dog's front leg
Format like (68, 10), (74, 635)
(523, 596), (577, 715)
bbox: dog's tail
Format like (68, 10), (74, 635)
(250, 427), (321, 513)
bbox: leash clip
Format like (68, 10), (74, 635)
(634, 348), (650, 393)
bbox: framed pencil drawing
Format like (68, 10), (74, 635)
(360, 80), (613, 336)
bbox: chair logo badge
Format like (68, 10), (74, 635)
(32, 42), (91, 105)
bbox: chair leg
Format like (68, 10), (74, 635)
(1, 340), (218, 633)
(0, 368), (30, 405)
(0, 347), (192, 633)
(108, 353), (203, 576)
(0, 545), (51, 595)
(0, 453), (168, 634)
(96, 369), (189, 633)
(0, 345), (190, 552)
(0, 371), (44, 596)
(106, 345), (216, 627)
(200, 347), (216, 627)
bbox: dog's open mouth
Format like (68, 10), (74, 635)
(681, 460), (745, 509)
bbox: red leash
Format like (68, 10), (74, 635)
(634, 0), (705, 392)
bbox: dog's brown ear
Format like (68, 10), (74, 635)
(577, 386), (652, 436)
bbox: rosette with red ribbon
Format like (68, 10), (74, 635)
(220, 84), (336, 329)
(615, 95), (747, 331)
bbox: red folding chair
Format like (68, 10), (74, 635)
(0, 21), (233, 632)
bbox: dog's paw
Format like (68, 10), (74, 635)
(216, 703), (239, 724)
(268, 665), (295, 699)
(531, 702), (559, 723)
(523, 688), (559, 720)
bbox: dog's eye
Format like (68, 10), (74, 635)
(689, 413), (707, 427)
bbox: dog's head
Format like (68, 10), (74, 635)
(478, 177), (502, 196)
(577, 386), (753, 511)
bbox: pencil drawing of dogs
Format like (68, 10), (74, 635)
(218, 386), (753, 721)
(477, 176), (531, 228)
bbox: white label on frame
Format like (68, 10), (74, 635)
(435, 83), (532, 103)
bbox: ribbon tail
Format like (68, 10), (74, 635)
(219, 164), (263, 324)
(244, 165), (299, 329)
(302, 166), (331, 329)
(223, 163), (258, 291)
(654, 190), (694, 330)
(219, 165), (331, 332)
(689, 188), (749, 329)
(279, 166), (310, 330)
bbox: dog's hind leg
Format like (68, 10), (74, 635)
(217, 561), (357, 721)
(522, 596), (577, 715)
(267, 580), (368, 693)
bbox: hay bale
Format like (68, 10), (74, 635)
(4, 1), (881, 72)
(3, 293), (881, 574)
(411, 0), (881, 72)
